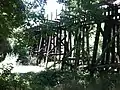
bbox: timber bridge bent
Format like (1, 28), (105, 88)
(30, 4), (120, 74)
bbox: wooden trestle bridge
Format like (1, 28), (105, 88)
(31, 4), (120, 74)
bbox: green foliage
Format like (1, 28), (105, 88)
(0, 0), (25, 37)
(1, 69), (120, 90)
(12, 0), (47, 64)
(0, 37), (12, 62)
(0, 0), (26, 62)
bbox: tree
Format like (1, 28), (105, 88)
(12, 0), (52, 65)
(0, 0), (26, 62)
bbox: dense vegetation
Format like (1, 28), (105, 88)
(0, 0), (120, 90)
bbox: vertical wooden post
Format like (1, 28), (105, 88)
(86, 26), (90, 64)
(105, 6), (112, 65)
(82, 25), (85, 64)
(91, 23), (101, 76)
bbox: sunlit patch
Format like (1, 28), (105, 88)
(11, 66), (45, 73)
(44, 0), (64, 20)
(113, 0), (120, 5)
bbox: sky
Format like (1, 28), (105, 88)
(26, 0), (64, 20)
(44, 0), (64, 20)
